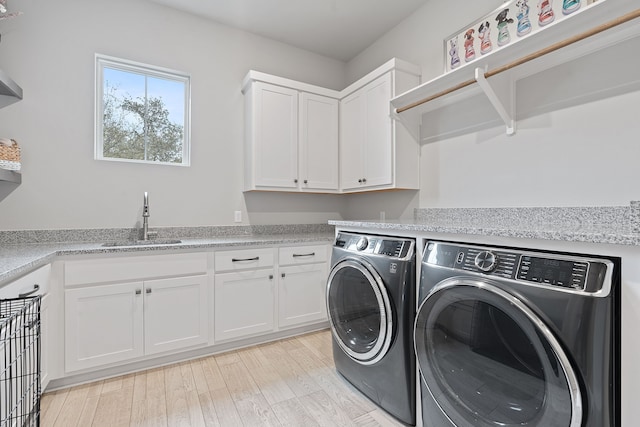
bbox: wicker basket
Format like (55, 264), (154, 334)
(0, 138), (21, 171)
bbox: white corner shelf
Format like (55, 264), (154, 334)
(0, 69), (23, 109)
(391, 0), (640, 143)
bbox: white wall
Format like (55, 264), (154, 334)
(0, 0), (347, 230)
(346, 0), (640, 211)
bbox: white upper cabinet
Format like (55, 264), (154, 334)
(299, 92), (339, 191)
(245, 82), (299, 190)
(242, 58), (421, 194)
(340, 73), (394, 190)
(243, 73), (340, 192)
(340, 59), (421, 192)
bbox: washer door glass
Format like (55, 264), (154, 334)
(414, 279), (581, 427)
(327, 258), (393, 365)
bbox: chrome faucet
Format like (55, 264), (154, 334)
(142, 192), (150, 240)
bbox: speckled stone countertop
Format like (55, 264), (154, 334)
(330, 203), (640, 246)
(0, 224), (334, 287)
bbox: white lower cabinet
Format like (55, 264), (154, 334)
(214, 248), (276, 342)
(143, 275), (208, 356)
(278, 263), (327, 328)
(63, 253), (208, 373)
(40, 292), (52, 389)
(277, 244), (328, 329)
(65, 274), (208, 372)
(56, 244), (328, 380)
(214, 269), (275, 341)
(65, 281), (144, 372)
(213, 244), (329, 342)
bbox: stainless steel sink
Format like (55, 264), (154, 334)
(102, 239), (182, 247)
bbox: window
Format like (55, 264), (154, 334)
(95, 55), (191, 166)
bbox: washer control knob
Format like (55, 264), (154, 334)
(356, 237), (369, 251)
(475, 251), (498, 272)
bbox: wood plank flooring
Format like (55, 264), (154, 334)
(41, 329), (406, 427)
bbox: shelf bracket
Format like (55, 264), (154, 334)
(474, 67), (515, 135)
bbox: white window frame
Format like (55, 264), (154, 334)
(95, 54), (191, 166)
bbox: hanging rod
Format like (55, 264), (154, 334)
(395, 8), (640, 114)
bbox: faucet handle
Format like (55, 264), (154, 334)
(143, 192), (150, 216)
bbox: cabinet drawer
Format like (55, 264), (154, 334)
(279, 244), (328, 266)
(64, 253), (207, 287)
(214, 248), (275, 272)
(0, 264), (51, 298)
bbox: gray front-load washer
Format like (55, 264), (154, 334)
(327, 231), (416, 425)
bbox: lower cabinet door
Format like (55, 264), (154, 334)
(144, 275), (208, 355)
(278, 263), (328, 328)
(214, 269), (275, 342)
(40, 292), (51, 390)
(65, 282), (144, 372)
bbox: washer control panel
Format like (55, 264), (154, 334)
(335, 232), (414, 259)
(424, 242), (612, 293)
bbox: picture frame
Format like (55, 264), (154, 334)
(443, 0), (589, 73)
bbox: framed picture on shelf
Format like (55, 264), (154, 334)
(443, 0), (587, 73)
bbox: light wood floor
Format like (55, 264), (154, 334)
(41, 329), (406, 427)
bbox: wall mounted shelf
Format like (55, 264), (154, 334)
(0, 69), (23, 109)
(391, 1), (640, 143)
(0, 168), (21, 184)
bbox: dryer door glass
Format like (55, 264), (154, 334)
(414, 279), (581, 427)
(327, 259), (392, 365)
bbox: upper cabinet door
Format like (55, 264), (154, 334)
(248, 82), (299, 189)
(339, 89), (366, 191)
(362, 72), (393, 188)
(299, 93), (339, 191)
(340, 73), (393, 191)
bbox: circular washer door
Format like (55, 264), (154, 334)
(327, 258), (393, 365)
(414, 278), (582, 427)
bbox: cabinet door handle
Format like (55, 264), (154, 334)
(18, 284), (40, 297)
(294, 179), (298, 183)
(358, 179), (362, 183)
(146, 288), (152, 294)
(135, 289), (142, 295)
(232, 256), (260, 262)
(362, 178), (367, 183)
(303, 179), (308, 184)
(269, 274), (274, 280)
(281, 273), (286, 278)
(292, 252), (315, 258)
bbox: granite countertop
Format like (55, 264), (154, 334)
(330, 203), (640, 246)
(328, 219), (639, 245)
(4, 204), (640, 287)
(0, 231), (334, 287)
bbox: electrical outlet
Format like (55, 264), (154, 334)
(234, 211), (242, 223)
(380, 211), (386, 221)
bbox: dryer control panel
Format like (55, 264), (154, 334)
(424, 242), (613, 294)
(335, 232), (414, 260)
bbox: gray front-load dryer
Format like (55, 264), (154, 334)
(415, 241), (620, 427)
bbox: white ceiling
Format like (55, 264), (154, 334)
(145, 0), (429, 62)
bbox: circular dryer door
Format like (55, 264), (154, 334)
(327, 258), (393, 365)
(414, 278), (582, 427)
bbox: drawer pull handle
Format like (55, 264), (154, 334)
(18, 284), (40, 297)
(292, 252), (315, 258)
(232, 256), (260, 262)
